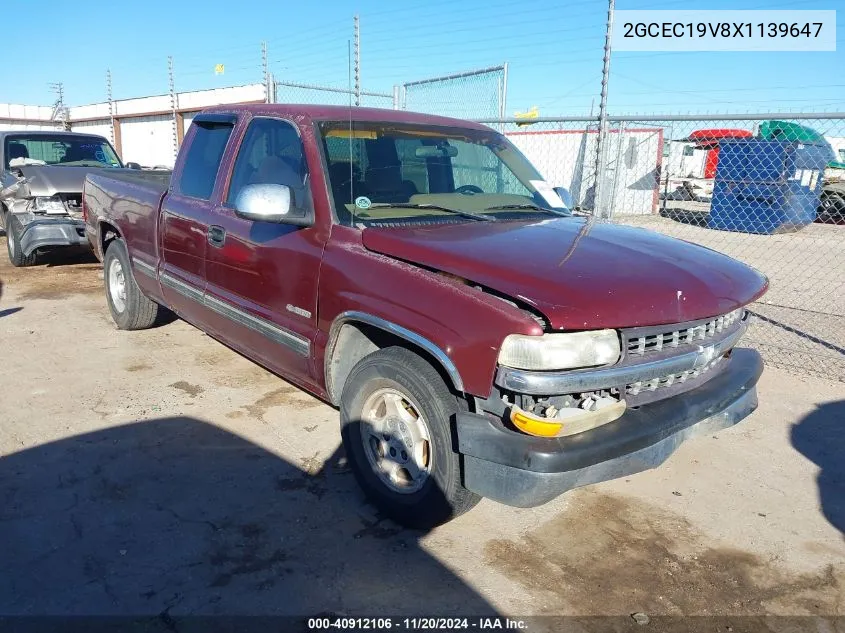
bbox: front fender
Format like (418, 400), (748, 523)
(316, 228), (542, 398)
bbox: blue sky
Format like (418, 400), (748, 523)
(4, 0), (842, 115)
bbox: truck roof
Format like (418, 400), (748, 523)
(201, 103), (493, 132)
(0, 130), (108, 140)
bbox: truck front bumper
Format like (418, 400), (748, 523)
(19, 218), (88, 256)
(455, 347), (763, 507)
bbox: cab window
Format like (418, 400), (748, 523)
(227, 118), (309, 209)
(178, 122), (233, 200)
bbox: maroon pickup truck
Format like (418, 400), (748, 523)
(83, 104), (767, 527)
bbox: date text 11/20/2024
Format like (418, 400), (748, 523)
(307, 617), (528, 630)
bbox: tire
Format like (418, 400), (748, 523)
(104, 238), (160, 330)
(340, 346), (480, 529)
(818, 191), (845, 224)
(6, 213), (37, 267)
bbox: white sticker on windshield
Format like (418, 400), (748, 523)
(355, 196), (372, 209)
(529, 179), (566, 209)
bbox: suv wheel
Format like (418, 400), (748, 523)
(340, 346), (480, 528)
(6, 214), (37, 267)
(104, 239), (161, 330)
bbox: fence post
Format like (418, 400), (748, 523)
(262, 41), (270, 104)
(168, 56), (178, 162)
(498, 62), (509, 133)
(353, 15), (361, 107)
(392, 85), (400, 110)
(106, 70), (115, 145)
(592, 0), (615, 218)
(661, 122), (673, 215)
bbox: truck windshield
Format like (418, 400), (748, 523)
(317, 121), (570, 226)
(4, 135), (122, 169)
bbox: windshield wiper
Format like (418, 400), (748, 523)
(368, 202), (493, 222)
(56, 161), (108, 168)
(483, 203), (570, 217)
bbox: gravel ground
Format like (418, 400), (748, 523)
(0, 242), (843, 628)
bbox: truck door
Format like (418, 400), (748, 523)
(203, 116), (325, 384)
(158, 116), (235, 327)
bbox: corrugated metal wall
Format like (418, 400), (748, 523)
(0, 121), (57, 131)
(70, 120), (113, 141)
(0, 84), (266, 169)
(182, 112), (196, 140)
(119, 115), (175, 168)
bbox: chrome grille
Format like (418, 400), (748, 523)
(626, 357), (724, 396)
(626, 309), (744, 357)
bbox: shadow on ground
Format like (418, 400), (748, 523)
(0, 417), (496, 618)
(791, 401), (845, 537)
(40, 246), (99, 267)
(659, 207), (710, 227)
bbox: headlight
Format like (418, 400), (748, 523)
(498, 330), (621, 371)
(33, 196), (66, 213)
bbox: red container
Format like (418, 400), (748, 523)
(685, 129), (753, 179)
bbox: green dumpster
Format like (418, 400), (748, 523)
(758, 120), (837, 168)
(758, 120), (825, 143)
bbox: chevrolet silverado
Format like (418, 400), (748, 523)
(1, 130), (126, 266)
(83, 104), (768, 527)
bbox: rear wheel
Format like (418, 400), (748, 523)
(104, 238), (160, 330)
(6, 213), (37, 267)
(340, 347), (480, 528)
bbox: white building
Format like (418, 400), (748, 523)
(508, 126), (664, 215)
(0, 84), (266, 169)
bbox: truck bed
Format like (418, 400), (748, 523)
(84, 169), (172, 262)
(96, 169), (172, 193)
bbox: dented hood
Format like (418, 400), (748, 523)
(361, 217), (768, 329)
(15, 165), (107, 197)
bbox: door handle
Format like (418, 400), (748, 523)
(207, 225), (226, 247)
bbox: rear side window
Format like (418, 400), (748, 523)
(178, 123), (233, 199)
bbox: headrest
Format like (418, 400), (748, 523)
(7, 142), (29, 160)
(366, 165), (403, 192)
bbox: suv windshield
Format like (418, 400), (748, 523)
(318, 121), (570, 225)
(4, 134), (122, 169)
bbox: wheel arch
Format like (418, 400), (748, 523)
(98, 219), (122, 260)
(325, 311), (465, 406)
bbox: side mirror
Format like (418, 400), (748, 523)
(125, 162), (142, 170)
(554, 186), (574, 209)
(234, 183), (313, 226)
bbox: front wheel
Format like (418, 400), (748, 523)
(104, 238), (161, 330)
(6, 213), (37, 267)
(340, 347), (480, 528)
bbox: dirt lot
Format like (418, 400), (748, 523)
(0, 243), (843, 627)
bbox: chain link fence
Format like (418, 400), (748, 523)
(487, 114), (845, 382)
(273, 65), (509, 119)
(402, 65), (508, 120)
(274, 81), (395, 108)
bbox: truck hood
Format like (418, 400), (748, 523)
(15, 165), (109, 197)
(361, 217), (768, 329)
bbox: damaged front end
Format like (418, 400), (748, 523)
(454, 308), (761, 508)
(1, 165), (89, 261)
